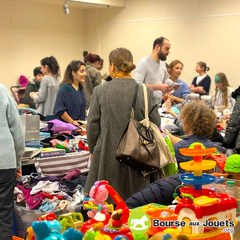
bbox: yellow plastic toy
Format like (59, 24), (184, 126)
(57, 212), (84, 232)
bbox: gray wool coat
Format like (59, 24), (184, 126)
(85, 77), (161, 202)
(223, 96), (240, 150)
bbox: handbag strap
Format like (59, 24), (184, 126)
(131, 84), (140, 119)
(141, 83), (150, 127)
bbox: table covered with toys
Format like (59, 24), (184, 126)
(14, 144), (240, 240)
(14, 118), (90, 237)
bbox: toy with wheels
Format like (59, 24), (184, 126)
(170, 144), (237, 240)
(57, 212), (84, 232)
(82, 182), (146, 240)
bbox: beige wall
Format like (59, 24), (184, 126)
(0, 0), (85, 90)
(2, 0), (240, 95)
(85, 0), (240, 95)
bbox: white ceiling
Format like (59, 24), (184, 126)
(1, 0), (119, 9)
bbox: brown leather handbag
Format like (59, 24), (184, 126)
(115, 84), (160, 173)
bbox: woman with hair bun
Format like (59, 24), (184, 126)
(83, 50), (88, 62)
(190, 61), (211, 95)
(85, 47), (161, 202)
(30, 56), (60, 120)
(83, 53), (102, 108)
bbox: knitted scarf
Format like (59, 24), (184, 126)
(112, 71), (131, 79)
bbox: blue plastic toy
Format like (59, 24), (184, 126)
(32, 220), (65, 240)
(31, 219), (83, 240)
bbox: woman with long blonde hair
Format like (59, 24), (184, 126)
(214, 72), (235, 111)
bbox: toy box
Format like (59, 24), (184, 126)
(20, 115), (40, 141)
(39, 132), (51, 140)
(40, 148), (66, 158)
(25, 140), (42, 148)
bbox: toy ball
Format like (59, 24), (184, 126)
(224, 154), (240, 173)
(189, 142), (205, 149)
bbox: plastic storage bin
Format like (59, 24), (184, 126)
(185, 93), (200, 102)
(13, 204), (62, 238)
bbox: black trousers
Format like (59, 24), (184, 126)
(0, 169), (16, 240)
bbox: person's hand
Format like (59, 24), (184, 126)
(71, 120), (80, 127)
(90, 153), (93, 161)
(158, 84), (173, 93)
(173, 85), (180, 91)
(197, 86), (204, 93)
(29, 92), (38, 99)
(29, 92), (35, 99)
(16, 169), (22, 179)
(164, 107), (177, 118)
(163, 92), (171, 102)
(169, 95), (176, 102)
(162, 98), (172, 109)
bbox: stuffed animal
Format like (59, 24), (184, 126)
(86, 180), (110, 218)
(109, 209), (123, 228)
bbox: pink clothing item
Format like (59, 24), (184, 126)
(61, 169), (81, 181)
(50, 139), (57, 148)
(58, 131), (72, 135)
(17, 182), (42, 209)
(19, 75), (28, 87)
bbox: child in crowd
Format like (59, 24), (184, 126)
(23, 67), (43, 109)
(190, 61), (211, 95)
(213, 72), (235, 111)
(83, 53), (102, 108)
(30, 56), (60, 120)
(54, 60), (86, 127)
(166, 102), (216, 173)
(0, 83), (24, 239)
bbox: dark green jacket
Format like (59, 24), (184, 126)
(22, 79), (40, 109)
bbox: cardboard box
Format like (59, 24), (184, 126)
(39, 132), (51, 140)
(20, 115), (40, 141)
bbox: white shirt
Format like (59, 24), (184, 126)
(196, 74), (207, 85)
(214, 87), (235, 111)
